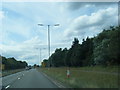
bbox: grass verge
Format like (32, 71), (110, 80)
(37, 66), (119, 88)
(1, 69), (25, 77)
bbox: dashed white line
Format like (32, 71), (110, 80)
(5, 85), (10, 89)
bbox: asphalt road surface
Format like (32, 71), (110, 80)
(2, 69), (58, 88)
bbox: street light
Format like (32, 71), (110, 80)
(54, 24), (60, 26)
(38, 24), (44, 26)
(36, 48), (46, 66)
(38, 24), (59, 67)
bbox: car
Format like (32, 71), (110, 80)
(25, 67), (31, 70)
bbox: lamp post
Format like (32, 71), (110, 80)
(36, 48), (46, 66)
(38, 24), (59, 67)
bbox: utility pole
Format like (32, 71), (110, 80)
(38, 24), (59, 67)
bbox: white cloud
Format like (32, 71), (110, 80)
(0, 11), (5, 20)
(1, 2), (118, 65)
(0, 36), (44, 65)
(63, 7), (118, 42)
(23, 36), (42, 45)
(0, 36), (70, 65)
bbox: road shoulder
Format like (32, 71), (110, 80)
(37, 69), (66, 88)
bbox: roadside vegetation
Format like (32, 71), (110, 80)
(1, 69), (25, 77)
(0, 56), (28, 77)
(42, 26), (120, 67)
(38, 66), (119, 88)
(39, 26), (120, 88)
(1, 56), (28, 70)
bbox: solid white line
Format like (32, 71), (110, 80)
(5, 85), (10, 89)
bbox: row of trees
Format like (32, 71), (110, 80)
(42, 26), (120, 67)
(0, 55), (28, 70)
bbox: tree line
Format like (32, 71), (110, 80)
(42, 26), (120, 67)
(0, 55), (28, 70)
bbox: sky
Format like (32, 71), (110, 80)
(0, 1), (118, 65)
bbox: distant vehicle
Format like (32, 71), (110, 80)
(25, 67), (29, 70)
(25, 66), (31, 70)
(29, 67), (32, 69)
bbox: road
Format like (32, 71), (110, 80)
(2, 69), (58, 88)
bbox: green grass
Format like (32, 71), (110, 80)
(37, 66), (119, 88)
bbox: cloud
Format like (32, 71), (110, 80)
(0, 11), (5, 20)
(1, 2), (118, 65)
(23, 36), (42, 45)
(0, 36), (43, 64)
(67, 2), (116, 11)
(63, 7), (118, 42)
(0, 36), (70, 65)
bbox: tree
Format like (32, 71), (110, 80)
(93, 26), (120, 66)
(1, 56), (28, 70)
(42, 26), (120, 67)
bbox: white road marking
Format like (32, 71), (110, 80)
(18, 78), (20, 80)
(5, 85), (10, 89)
(23, 74), (24, 76)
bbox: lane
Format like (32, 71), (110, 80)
(3, 69), (58, 88)
(2, 70), (28, 87)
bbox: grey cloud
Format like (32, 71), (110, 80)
(67, 2), (117, 11)
(67, 2), (86, 10)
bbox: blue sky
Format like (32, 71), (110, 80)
(0, 2), (118, 65)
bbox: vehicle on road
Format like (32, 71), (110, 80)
(25, 66), (32, 70)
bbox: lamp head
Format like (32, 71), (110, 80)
(38, 24), (44, 26)
(54, 24), (59, 26)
